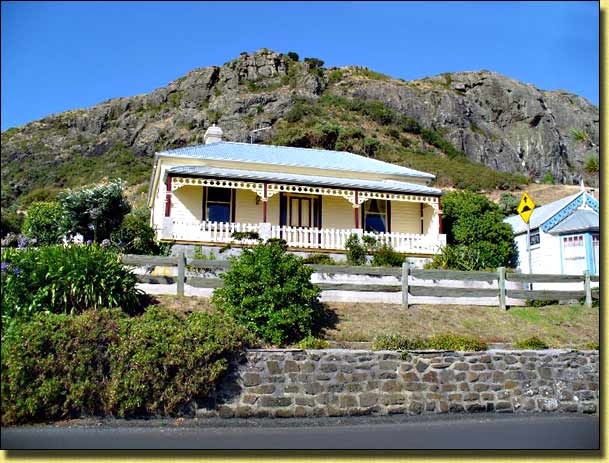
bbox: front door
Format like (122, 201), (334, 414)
(289, 197), (312, 227)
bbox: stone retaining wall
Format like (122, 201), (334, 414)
(196, 349), (599, 418)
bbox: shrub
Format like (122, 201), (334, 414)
(297, 336), (330, 349)
(110, 208), (163, 255)
(59, 179), (131, 242)
(542, 172), (556, 184)
(0, 208), (23, 238)
(371, 243), (404, 267)
(302, 253), (336, 265)
(1, 244), (142, 329)
(437, 191), (517, 270)
(1, 309), (123, 425)
(304, 57), (324, 68)
(107, 308), (254, 417)
(345, 233), (367, 266)
(513, 336), (549, 350)
(22, 201), (66, 245)
(373, 333), (487, 351)
(498, 192), (519, 216)
(1, 308), (253, 425)
(287, 51), (299, 61)
(584, 154), (599, 174)
(328, 69), (344, 83)
(428, 244), (485, 271)
(211, 239), (325, 346)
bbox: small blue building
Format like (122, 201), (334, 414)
(504, 186), (599, 276)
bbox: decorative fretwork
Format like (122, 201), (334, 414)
(170, 175), (439, 207)
(266, 183), (355, 203)
(171, 176), (265, 197)
(541, 195), (582, 233)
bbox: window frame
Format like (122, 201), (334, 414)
(204, 187), (234, 223)
(363, 198), (388, 233)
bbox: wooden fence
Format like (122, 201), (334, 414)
(122, 253), (599, 309)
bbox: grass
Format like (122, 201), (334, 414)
(152, 296), (598, 349)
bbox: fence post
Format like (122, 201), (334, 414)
(177, 250), (185, 297)
(584, 270), (592, 308)
(402, 260), (410, 309)
(498, 267), (506, 310)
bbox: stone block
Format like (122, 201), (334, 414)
(400, 371), (418, 382)
(379, 371), (398, 380)
(464, 392), (480, 401)
(295, 396), (316, 407)
(379, 360), (398, 370)
(284, 360), (300, 373)
(381, 393), (406, 405)
(581, 403), (597, 414)
(465, 403), (485, 413)
(576, 390), (595, 401)
(387, 406), (407, 415)
(345, 383), (363, 393)
(274, 408), (295, 418)
(455, 372), (466, 382)
(366, 380), (380, 391)
(339, 394), (358, 408)
(303, 382), (322, 395)
(326, 383), (345, 393)
(467, 372), (479, 382)
(471, 364), (486, 371)
(301, 362), (316, 373)
(415, 360), (429, 373)
(440, 384), (456, 392)
(284, 384), (299, 394)
(320, 363), (338, 373)
(315, 374), (332, 381)
(431, 363), (451, 369)
(404, 382), (422, 391)
(448, 393), (462, 401)
(438, 401), (449, 413)
(473, 383), (489, 392)
(449, 403), (465, 413)
(422, 371), (438, 382)
(241, 394), (258, 405)
(538, 367), (553, 379)
(408, 401), (424, 414)
(479, 355), (492, 363)
(426, 401), (436, 412)
(504, 355), (518, 365)
(235, 405), (253, 418)
(218, 405), (235, 418)
(340, 365), (354, 374)
(459, 383), (470, 392)
(480, 392), (495, 401)
(294, 406), (308, 417)
(382, 380), (403, 393)
(259, 396), (293, 408)
(266, 361), (282, 375)
(249, 384), (275, 394)
(496, 401), (513, 412)
(359, 392), (379, 407)
(454, 362), (469, 371)
(242, 373), (262, 387)
(268, 375), (286, 384)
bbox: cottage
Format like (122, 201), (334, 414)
(147, 125), (446, 256)
(504, 185), (599, 276)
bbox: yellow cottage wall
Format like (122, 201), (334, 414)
(322, 196), (355, 230)
(390, 201), (421, 234)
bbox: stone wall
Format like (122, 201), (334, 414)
(196, 349), (599, 418)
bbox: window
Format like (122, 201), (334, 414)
(364, 199), (387, 233)
(205, 187), (232, 223)
(529, 228), (540, 247)
(562, 234), (586, 275)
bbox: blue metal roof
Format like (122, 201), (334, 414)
(158, 141), (435, 180)
(168, 166), (443, 196)
(547, 209), (599, 234)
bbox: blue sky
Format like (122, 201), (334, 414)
(1, 1), (599, 131)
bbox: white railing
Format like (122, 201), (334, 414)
(159, 219), (260, 243)
(159, 219), (446, 254)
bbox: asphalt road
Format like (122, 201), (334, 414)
(1, 413), (599, 450)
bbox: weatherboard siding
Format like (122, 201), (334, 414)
(391, 201), (420, 234)
(322, 196), (355, 230)
(235, 189), (262, 224)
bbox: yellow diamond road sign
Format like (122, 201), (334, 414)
(517, 192), (536, 224)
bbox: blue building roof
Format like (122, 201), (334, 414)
(158, 141), (435, 180)
(168, 166), (442, 196)
(547, 209), (599, 234)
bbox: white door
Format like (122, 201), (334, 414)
(562, 235), (587, 275)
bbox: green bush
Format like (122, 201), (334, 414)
(1, 308), (253, 425)
(107, 308), (254, 417)
(211, 239), (324, 346)
(345, 233), (367, 266)
(436, 191), (517, 270)
(287, 51), (299, 61)
(22, 201), (66, 245)
(498, 192), (519, 216)
(584, 154), (599, 174)
(513, 336), (549, 350)
(428, 244), (485, 271)
(373, 333), (487, 351)
(302, 253), (336, 265)
(110, 208), (164, 255)
(371, 243), (404, 267)
(304, 57), (324, 68)
(542, 172), (556, 184)
(297, 336), (330, 349)
(59, 179), (131, 242)
(1, 309), (123, 425)
(1, 244), (142, 329)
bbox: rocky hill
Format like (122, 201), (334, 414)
(1, 49), (599, 208)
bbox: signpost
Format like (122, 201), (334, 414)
(517, 192), (536, 289)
